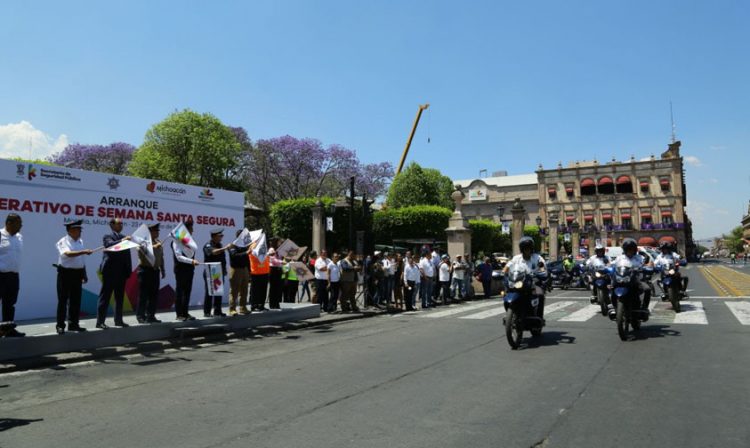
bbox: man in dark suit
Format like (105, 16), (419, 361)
(96, 218), (133, 329)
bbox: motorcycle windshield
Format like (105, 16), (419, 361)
(508, 263), (530, 283)
(614, 258), (633, 283)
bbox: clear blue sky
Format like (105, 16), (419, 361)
(1, 0), (748, 240)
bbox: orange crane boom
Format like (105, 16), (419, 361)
(396, 103), (430, 175)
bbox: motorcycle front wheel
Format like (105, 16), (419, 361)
(616, 300), (629, 341)
(668, 287), (680, 312)
(505, 308), (523, 349)
(597, 289), (608, 316)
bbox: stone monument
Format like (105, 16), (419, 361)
(445, 186), (472, 258)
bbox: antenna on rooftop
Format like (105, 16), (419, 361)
(670, 101), (677, 143)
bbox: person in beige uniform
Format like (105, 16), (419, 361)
(136, 223), (164, 324)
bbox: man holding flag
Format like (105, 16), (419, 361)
(171, 218), (199, 321)
(96, 218), (133, 329)
(203, 228), (233, 317)
(135, 223), (164, 324)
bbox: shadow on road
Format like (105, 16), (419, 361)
(523, 331), (576, 349)
(0, 418), (44, 432)
(629, 324), (682, 341)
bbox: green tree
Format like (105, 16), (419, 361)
(724, 226), (745, 253)
(129, 109), (241, 189)
(386, 162), (454, 209)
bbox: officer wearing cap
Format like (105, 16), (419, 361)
(0, 214), (24, 337)
(203, 228), (233, 317)
(172, 218), (199, 321)
(96, 218), (133, 329)
(55, 219), (93, 334)
(136, 223), (164, 323)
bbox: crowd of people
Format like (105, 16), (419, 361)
(0, 213), (504, 338)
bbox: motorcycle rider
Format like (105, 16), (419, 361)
(504, 236), (546, 319)
(654, 241), (689, 299)
(611, 238), (652, 319)
(586, 243), (611, 303)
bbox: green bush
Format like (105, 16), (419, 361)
(373, 205), (452, 243)
(468, 220), (512, 256)
(270, 197), (368, 252)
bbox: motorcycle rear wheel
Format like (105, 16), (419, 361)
(505, 308), (523, 349)
(616, 301), (629, 341)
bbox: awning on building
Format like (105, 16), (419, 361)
(602, 213), (613, 220)
(638, 237), (657, 247)
(661, 211), (673, 217)
(660, 178), (670, 186)
(616, 175), (631, 185)
(621, 213), (631, 219)
(639, 181), (649, 187)
(659, 236), (677, 244)
(580, 178), (595, 187)
(598, 176), (613, 185)
(640, 211), (652, 218)
(566, 215), (575, 222)
(565, 186), (574, 193)
(547, 187), (556, 194)
(584, 214), (594, 221)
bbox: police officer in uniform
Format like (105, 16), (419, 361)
(0, 213), (24, 337)
(172, 219), (199, 321)
(55, 219), (93, 334)
(203, 228), (233, 317)
(136, 223), (164, 323)
(96, 218), (132, 329)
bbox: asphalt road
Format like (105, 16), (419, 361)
(2, 264), (749, 448)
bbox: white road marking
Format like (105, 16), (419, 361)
(559, 304), (601, 322)
(420, 301), (499, 318)
(672, 301), (708, 325)
(725, 302), (750, 325)
(460, 306), (506, 320)
(544, 300), (577, 313)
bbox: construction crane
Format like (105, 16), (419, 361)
(396, 103), (430, 175)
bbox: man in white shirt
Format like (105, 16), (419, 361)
(450, 255), (466, 300)
(381, 254), (392, 306)
(0, 214), (24, 337)
(327, 253), (341, 312)
(55, 219), (94, 334)
(314, 250), (331, 312)
(172, 219), (200, 321)
(402, 254), (420, 311)
(438, 254), (452, 304)
(419, 252), (435, 308)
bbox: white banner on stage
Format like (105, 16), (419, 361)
(0, 158), (243, 320)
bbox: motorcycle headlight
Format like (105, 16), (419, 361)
(668, 269), (675, 275)
(514, 281), (523, 289)
(595, 272), (602, 278)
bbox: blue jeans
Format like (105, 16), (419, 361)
(451, 277), (465, 298)
(420, 278), (434, 308)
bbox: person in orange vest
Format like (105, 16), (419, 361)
(249, 248), (270, 311)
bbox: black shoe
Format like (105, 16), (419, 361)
(203, 312), (213, 318)
(136, 316), (147, 324)
(186, 314), (196, 321)
(69, 325), (87, 332)
(175, 316), (187, 321)
(56, 327), (65, 335)
(146, 317), (162, 323)
(213, 312), (227, 317)
(114, 321), (130, 328)
(95, 323), (109, 330)
(4, 328), (26, 337)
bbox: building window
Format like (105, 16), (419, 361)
(580, 178), (596, 196)
(602, 211), (613, 228)
(620, 210), (632, 229)
(597, 176), (614, 195)
(639, 179), (650, 194)
(547, 186), (557, 199)
(661, 209), (673, 225)
(616, 175), (633, 193)
(660, 178), (670, 192)
(565, 184), (574, 198)
(640, 210), (653, 229)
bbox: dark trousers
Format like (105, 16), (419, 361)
(329, 282), (340, 312)
(405, 281), (416, 310)
(137, 267), (159, 319)
(0, 272), (20, 322)
(283, 280), (298, 303)
(250, 274), (269, 309)
(439, 281), (451, 303)
(174, 266), (194, 317)
(97, 271), (128, 324)
(203, 271), (224, 315)
(268, 267), (283, 309)
(316, 279), (329, 311)
(57, 268), (84, 328)
(482, 279), (492, 298)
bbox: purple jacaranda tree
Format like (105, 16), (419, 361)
(234, 131), (393, 211)
(47, 142), (135, 175)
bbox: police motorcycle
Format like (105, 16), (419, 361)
(656, 258), (687, 313)
(589, 257), (611, 316)
(569, 261), (589, 289)
(609, 257), (654, 341)
(502, 262), (548, 349)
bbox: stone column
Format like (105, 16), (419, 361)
(548, 214), (559, 261)
(511, 198), (526, 256)
(445, 187), (472, 259)
(571, 221), (581, 259)
(588, 226), (597, 255)
(311, 199), (325, 254)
